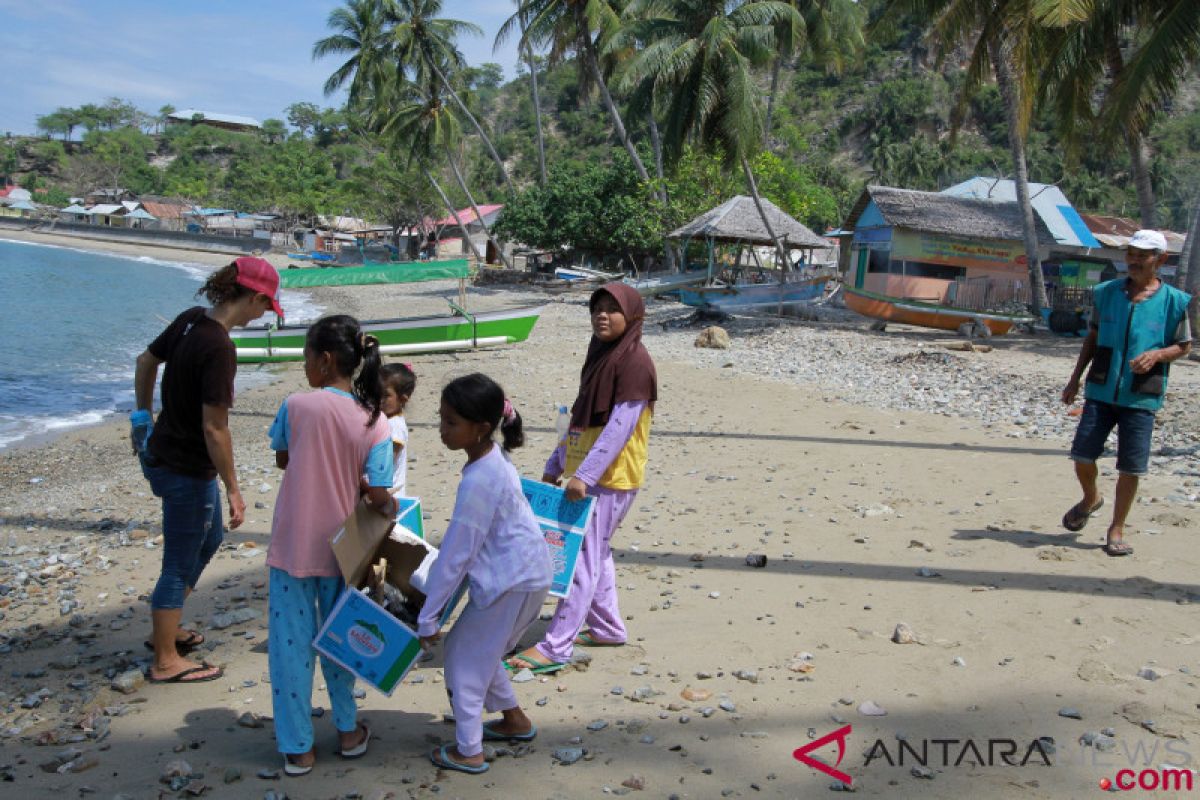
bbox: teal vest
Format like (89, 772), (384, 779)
(1084, 278), (1191, 412)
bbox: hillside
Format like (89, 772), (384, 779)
(3, 11), (1198, 242)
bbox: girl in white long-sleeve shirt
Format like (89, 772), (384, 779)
(418, 373), (552, 775)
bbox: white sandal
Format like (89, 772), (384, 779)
(338, 723), (371, 759)
(282, 753), (314, 777)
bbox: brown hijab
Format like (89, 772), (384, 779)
(570, 282), (658, 429)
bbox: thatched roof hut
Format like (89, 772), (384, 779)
(669, 195), (829, 248)
(847, 186), (1056, 245)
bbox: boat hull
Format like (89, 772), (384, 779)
(679, 277), (828, 311)
(231, 306), (543, 363)
(843, 286), (1029, 335)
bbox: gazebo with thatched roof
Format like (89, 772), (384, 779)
(669, 195), (829, 281)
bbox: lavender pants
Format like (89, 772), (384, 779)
(536, 487), (637, 664)
(445, 589), (546, 757)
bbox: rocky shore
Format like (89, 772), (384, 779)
(1, 248), (1198, 798)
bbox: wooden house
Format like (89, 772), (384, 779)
(843, 186), (1057, 307)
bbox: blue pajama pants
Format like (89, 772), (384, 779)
(268, 568), (358, 755)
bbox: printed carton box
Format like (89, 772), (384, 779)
(520, 478), (594, 598)
(313, 498), (435, 695)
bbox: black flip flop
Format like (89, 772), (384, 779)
(143, 630), (205, 654)
(1062, 498), (1104, 532)
(1103, 541), (1133, 557)
(147, 662), (224, 684)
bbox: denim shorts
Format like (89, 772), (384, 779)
(140, 453), (224, 609)
(1069, 399), (1156, 476)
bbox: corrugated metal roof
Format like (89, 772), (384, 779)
(168, 109), (262, 128)
(88, 204), (126, 215)
(941, 177), (1101, 248)
(434, 204), (503, 227)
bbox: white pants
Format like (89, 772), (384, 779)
(443, 589), (546, 756)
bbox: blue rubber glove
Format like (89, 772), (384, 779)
(130, 409), (152, 455)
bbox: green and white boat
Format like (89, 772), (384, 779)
(232, 302), (544, 363)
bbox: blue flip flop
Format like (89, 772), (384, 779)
(482, 721), (537, 742)
(430, 744), (489, 774)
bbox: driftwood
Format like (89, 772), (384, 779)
(944, 341), (993, 353)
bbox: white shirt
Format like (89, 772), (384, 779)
(417, 445), (552, 635)
(388, 415), (409, 496)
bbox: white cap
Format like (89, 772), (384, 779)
(1128, 229), (1167, 253)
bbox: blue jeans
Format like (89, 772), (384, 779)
(140, 454), (224, 609)
(1069, 399), (1156, 476)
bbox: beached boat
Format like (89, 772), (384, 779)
(842, 286), (1032, 335)
(623, 271), (709, 298)
(679, 275), (830, 312)
(553, 266), (624, 282)
(279, 259), (470, 288)
(232, 303), (543, 363)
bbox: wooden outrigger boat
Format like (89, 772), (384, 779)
(842, 286), (1032, 335)
(679, 274), (830, 312)
(232, 303), (543, 363)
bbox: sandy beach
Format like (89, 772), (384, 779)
(2, 231), (1199, 799)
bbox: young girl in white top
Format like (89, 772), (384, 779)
(379, 362), (416, 496)
(418, 373), (553, 775)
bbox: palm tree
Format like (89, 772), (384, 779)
(379, 83), (514, 267)
(1040, 0), (1200, 228)
(312, 0), (396, 109)
(502, 0), (652, 183)
(764, 0), (864, 145)
(496, 0), (547, 185)
(390, 0), (513, 191)
(617, 0), (803, 266)
(885, 0), (1051, 316)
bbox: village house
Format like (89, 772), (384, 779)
(841, 185), (1057, 308)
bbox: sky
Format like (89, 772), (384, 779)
(0, 0), (524, 136)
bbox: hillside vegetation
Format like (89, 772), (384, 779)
(3, 1), (1198, 255)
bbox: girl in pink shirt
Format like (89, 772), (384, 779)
(266, 315), (395, 776)
(419, 373), (552, 775)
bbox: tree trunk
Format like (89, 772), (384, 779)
(1180, 203), (1200, 349)
(1127, 132), (1157, 228)
(989, 40), (1048, 317)
(428, 59), (513, 194)
(446, 148), (514, 270)
(765, 56), (783, 146)
(647, 114), (676, 272)
(576, 5), (651, 184)
(423, 167), (484, 263)
(741, 155), (789, 268)
(520, 15), (547, 187)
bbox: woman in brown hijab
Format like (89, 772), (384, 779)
(506, 283), (657, 673)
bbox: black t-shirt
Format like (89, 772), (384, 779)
(146, 307), (236, 478)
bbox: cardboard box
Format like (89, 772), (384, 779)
(395, 496), (424, 538)
(520, 478), (594, 598)
(313, 499), (444, 695)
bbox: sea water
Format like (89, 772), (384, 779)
(0, 238), (320, 450)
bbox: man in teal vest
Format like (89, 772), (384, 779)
(1061, 230), (1192, 556)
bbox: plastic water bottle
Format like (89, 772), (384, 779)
(555, 404), (570, 444)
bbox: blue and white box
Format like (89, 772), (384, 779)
(520, 478), (594, 598)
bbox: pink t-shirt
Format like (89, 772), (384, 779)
(267, 388), (392, 578)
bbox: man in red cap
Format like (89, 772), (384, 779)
(1061, 230), (1192, 556)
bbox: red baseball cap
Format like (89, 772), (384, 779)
(233, 256), (284, 318)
